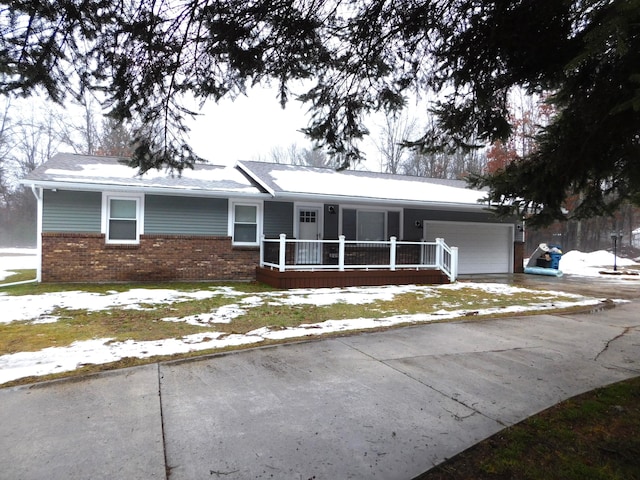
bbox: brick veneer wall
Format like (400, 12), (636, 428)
(41, 233), (259, 283)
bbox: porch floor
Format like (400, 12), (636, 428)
(256, 267), (450, 289)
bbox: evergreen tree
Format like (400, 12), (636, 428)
(1, 0), (638, 225)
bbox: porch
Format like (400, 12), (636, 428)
(257, 235), (458, 289)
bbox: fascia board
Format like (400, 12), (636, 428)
(235, 161), (276, 196)
(19, 179), (271, 200)
(272, 191), (490, 211)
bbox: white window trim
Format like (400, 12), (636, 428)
(102, 192), (144, 244)
(229, 200), (262, 246)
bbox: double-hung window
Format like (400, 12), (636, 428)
(105, 195), (142, 244)
(232, 203), (259, 245)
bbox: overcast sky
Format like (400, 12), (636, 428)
(4, 85), (419, 175)
(186, 86), (315, 164)
(185, 85), (390, 171)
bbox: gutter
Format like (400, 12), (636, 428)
(30, 184), (42, 201)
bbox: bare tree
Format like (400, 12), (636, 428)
(261, 143), (331, 168)
(373, 113), (417, 174)
(97, 117), (135, 157)
(0, 100), (14, 208)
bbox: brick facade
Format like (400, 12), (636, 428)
(41, 233), (259, 283)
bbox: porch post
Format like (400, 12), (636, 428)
(435, 237), (443, 270)
(451, 246), (459, 282)
(338, 235), (345, 271)
(260, 234), (265, 267)
(278, 233), (287, 272)
(389, 236), (397, 271)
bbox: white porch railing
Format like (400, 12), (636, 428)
(260, 234), (458, 282)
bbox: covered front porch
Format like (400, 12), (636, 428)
(257, 235), (458, 289)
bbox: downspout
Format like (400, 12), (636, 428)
(30, 185), (43, 283)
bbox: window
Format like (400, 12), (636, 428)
(233, 203), (259, 245)
(105, 195), (141, 243)
(299, 210), (316, 223)
(357, 210), (386, 241)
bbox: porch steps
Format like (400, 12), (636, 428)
(255, 267), (450, 289)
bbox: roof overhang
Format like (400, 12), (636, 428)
(19, 179), (271, 200)
(270, 191), (491, 211)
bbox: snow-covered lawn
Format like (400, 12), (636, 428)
(0, 248), (37, 281)
(0, 248), (636, 385)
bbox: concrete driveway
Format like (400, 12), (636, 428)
(0, 277), (638, 479)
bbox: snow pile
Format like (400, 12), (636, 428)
(559, 250), (637, 277)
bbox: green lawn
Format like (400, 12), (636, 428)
(416, 376), (640, 480)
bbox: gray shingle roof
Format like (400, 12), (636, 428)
(22, 154), (486, 206)
(236, 161), (485, 206)
(22, 153), (262, 196)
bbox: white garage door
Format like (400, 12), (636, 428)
(423, 221), (513, 274)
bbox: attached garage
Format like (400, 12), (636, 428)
(423, 221), (514, 274)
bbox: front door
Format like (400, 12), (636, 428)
(297, 207), (322, 264)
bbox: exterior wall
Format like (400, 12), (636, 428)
(263, 201), (294, 238)
(145, 195), (227, 235)
(388, 211), (400, 239)
(323, 204), (339, 240)
(42, 190), (101, 232)
(41, 233), (258, 283)
(342, 209), (357, 240)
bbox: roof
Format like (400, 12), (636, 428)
(21, 153), (263, 198)
(236, 160), (486, 207)
(22, 153), (487, 208)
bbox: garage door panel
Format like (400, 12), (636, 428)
(424, 222), (512, 274)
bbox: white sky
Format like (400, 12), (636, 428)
(185, 86), (315, 165)
(4, 85), (388, 172)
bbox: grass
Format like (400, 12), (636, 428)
(0, 280), (599, 387)
(0, 269), (37, 285)
(0, 283), (584, 355)
(415, 376), (640, 480)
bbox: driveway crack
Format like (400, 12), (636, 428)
(338, 339), (508, 426)
(158, 364), (171, 480)
(594, 326), (634, 361)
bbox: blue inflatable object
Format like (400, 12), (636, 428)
(524, 266), (563, 277)
(525, 243), (564, 277)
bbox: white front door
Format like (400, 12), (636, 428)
(297, 207), (322, 264)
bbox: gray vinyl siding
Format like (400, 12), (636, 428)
(323, 204), (339, 240)
(263, 201), (293, 238)
(144, 195), (228, 236)
(42, 189), (101, 232)
(342, 209), (357, 240)
(388, 211), (400, 239)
